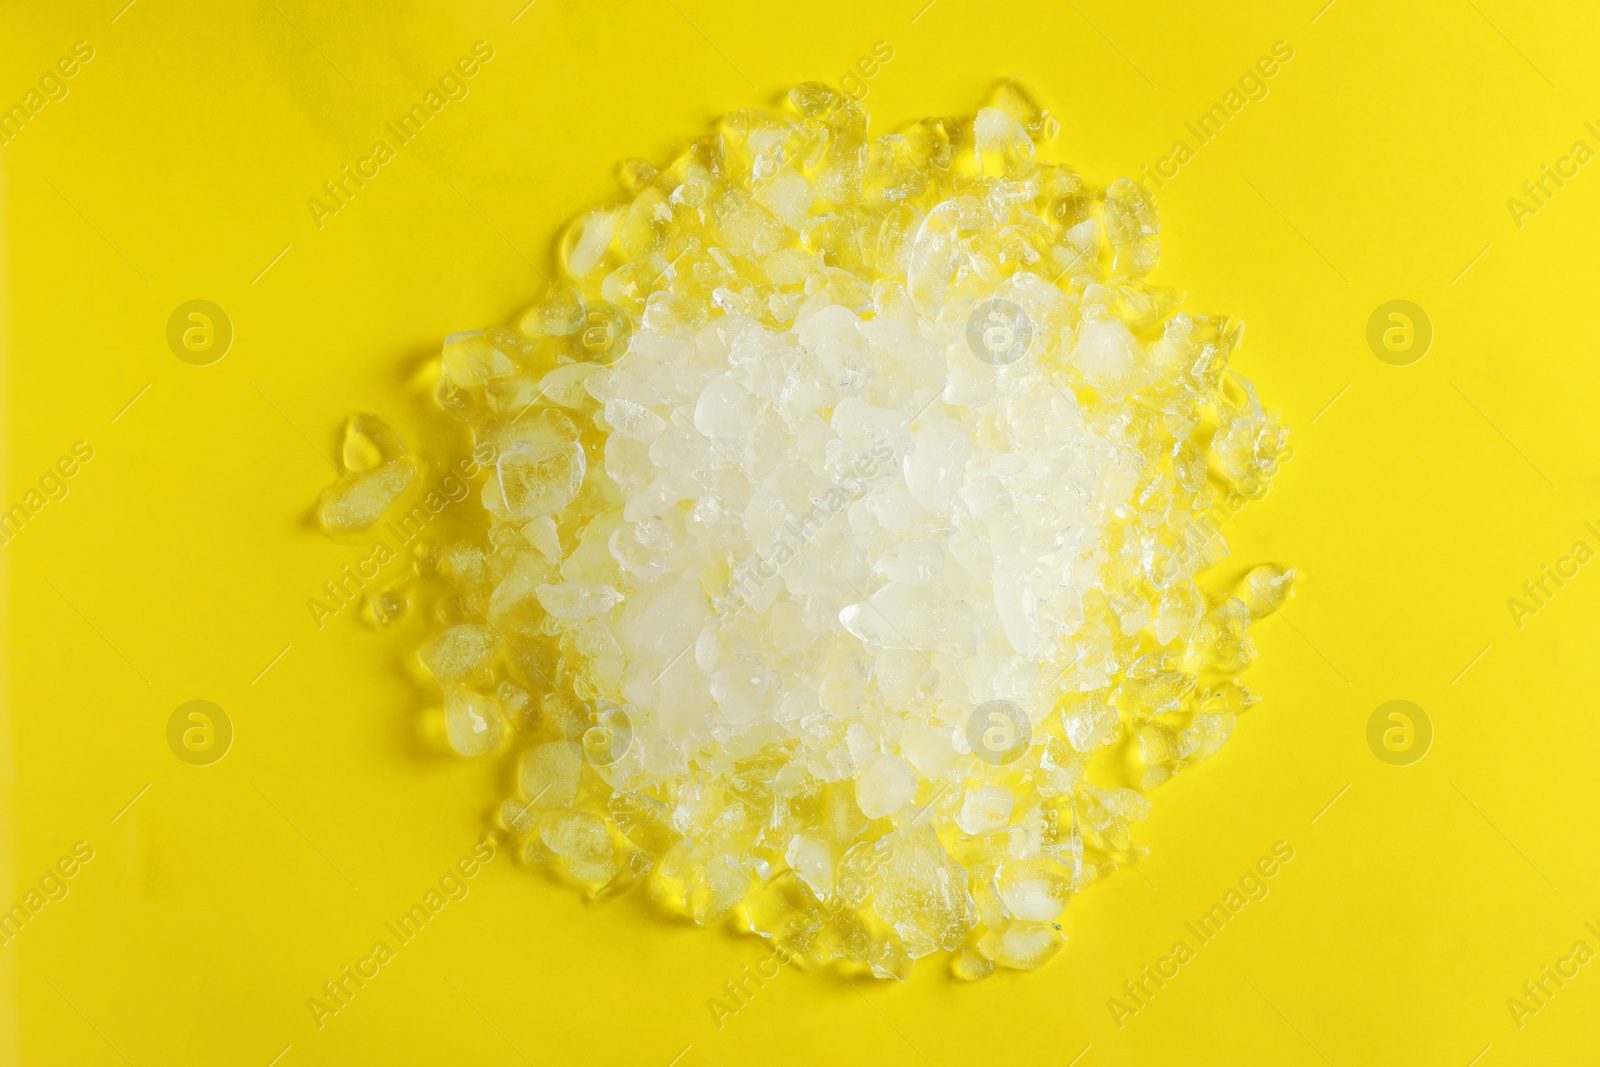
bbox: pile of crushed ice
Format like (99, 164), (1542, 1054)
(319, 81), (1290, 979)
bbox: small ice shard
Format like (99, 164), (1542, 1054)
(1070, 316), (1140, 390)
(693, 375), (758, 437)
(536, 582), (622, 619)
(1240, 563), (1295, 617)
(957, 787), (1014, 834)
(710, 665), (776, 724)
(496, 410), (587, 519)
(419, 624), (500, 683)
(520, 741), (582, 809)
(444, 687), (505, 757)
(867, 826), (976, 957)
(839, 585), (981, 658)
(785, 835), (836, 899)
(317, 461), (413, 533)
(340, 413), (405, 474)
(978, 921), (1064, 970)
(856, 755), (917, 820)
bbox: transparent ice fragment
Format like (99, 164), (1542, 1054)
(520, 741), (582, 809)
(497, 680), (538, 732)
(1071, 316), (1141, 392)
(444, 686), (505, 757)
(441, 331), (519, 389)
(978, 921), (1064, 970)
(957, 787), (1014, 834)
(867, 826), (976, 957)
(340, 413), (405, 474)
(498, 797), (536, 836)
(536, 582), (623, 619)
(693, 375), (758, 437)
(495, 410), (586, 519)
(1061, 697), (1120, 753)
(419, 623), (500, 683)
(997, 862), (1073, 922)
(318, 461), (414, 533)
(857, 755), (917, 820)
(711, 665), (776, 724)
(785, 834), (836, 900)
(543, 809), (616, 884)
(839, 585), (981, 658)
(952, 947), (995, 981)
(1240, 563), (1295, 618)
(899, 722), (957, 781)
(610, 791), (679, 855)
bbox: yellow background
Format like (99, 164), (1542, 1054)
(3, 0), (1598, 1063)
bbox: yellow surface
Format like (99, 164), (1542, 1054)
(3, 1), (1598, 1063)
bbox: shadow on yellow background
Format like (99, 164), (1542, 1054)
(3, 0), (1598, 1063)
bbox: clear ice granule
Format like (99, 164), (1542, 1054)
(327, 79), (1290, 979)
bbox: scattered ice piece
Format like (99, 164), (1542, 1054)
(899, 722), (957, 780)
(520, 741), (582, 809)
(998, 863), (1073, 922)
(952, 947), (995, 981)
(710, 665), (776, 724)
(543, 809), (617, 884)
(856, 755), (917, 820)
(785, 835), (836, 900)
(498, 797), (536, 835)
(839, 585), (981, 658)
(1062, 697), (1120, 753)
(497, 680), (537, 732)
(536, 582), (623, 619)
(1241, 563), (1295, 617)
(957, 787), (1015, 834)
(1071, 316), (1140, 391)
(867, 826), (976, 957)
(693, 375), (758, 437)
(341, 413), (405, 473)
(979, 921), (1065, 970)
(495, 410), (587, 519)
(318, 462), (413, 533)
(525, 517), (563, 563)
(444, 687), (505, 756)
(419, 624), (500, 683)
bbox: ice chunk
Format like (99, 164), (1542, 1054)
(542, 809), (616, 884)
(520, 741), (582, 809)
(710, 665), (776, 724)
(318, 462), (413, 533)
(978, 921), (1064, 970)
(1241, 563), (1295, 617)
(957, 787), (1014, 834)
(899, 722), (957, 780)
(444, 687), (505, 757)
(693, 375), (758, 437)
(839, 585), (981, 658)
(1062, 697), (1120, 753)
(495, 410), (586, 519)
(785, 835), (835, 899)
(867, 826), (976, 956)
(998, 862), (1072, 921)
(419, 624), (500, 683)
(340, 413), (405, 474)
(536, 582), (623, 619)
(1071, 316), (1140, 391)
(857, 755), (917, 819)
(952, 947), (995, 981)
